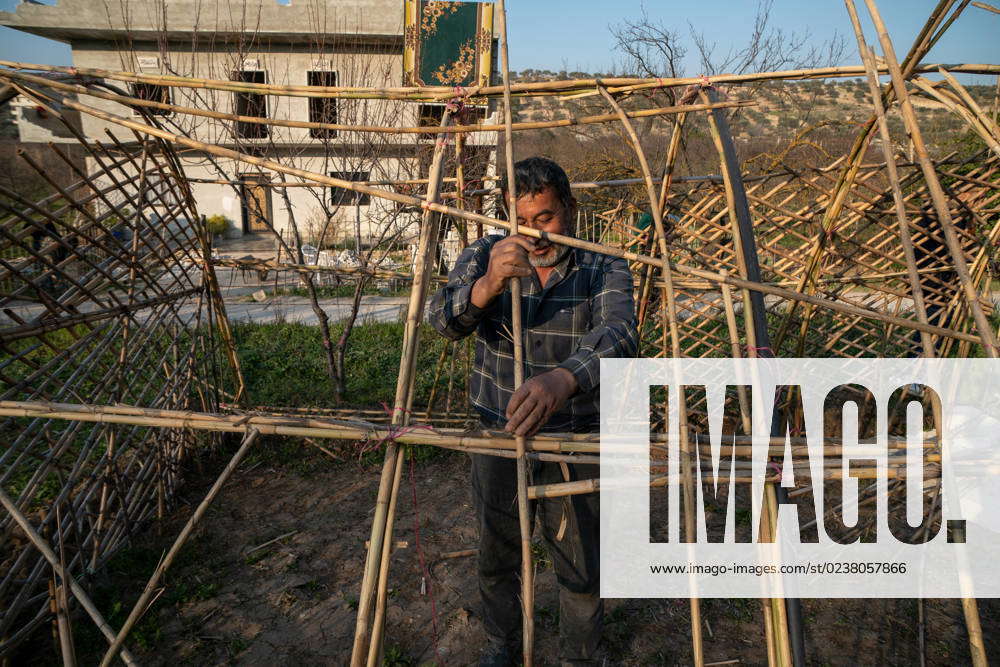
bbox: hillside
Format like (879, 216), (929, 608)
(504, 72), (995, 212)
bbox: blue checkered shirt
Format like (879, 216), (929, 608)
(429, 234), (638, 432)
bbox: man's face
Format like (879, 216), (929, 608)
(513, 186), (575, 268)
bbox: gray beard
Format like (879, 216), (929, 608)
(529, 243), (570, 268)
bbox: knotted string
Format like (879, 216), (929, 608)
(409, 449), (441, 664)
(445, 85), (466, 114)
(355, 402), (433, 459)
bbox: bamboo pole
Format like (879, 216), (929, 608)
(939, 68), (1000, 138)
(844, 1), (936, 356)
(597, 83), (703, 666)
(0, 68), (750, 137)
(454, 126), (469, 248)
(210, 256), (447, 282)
(720, 275), (777, 667)
(526, 465), (934, 498)
(913, 78), (1000, 157)
(353, 108), (454, 666)
(712, 136), (790, 667)
(701, 86), (802, 665)
(97, 429), (260, 667)
(862, 2), (992, 663)
(4, 59), (999, 101)
(637, 111), (687, 335)
(772, 0), (964, 352)
(199, 218), (248, 404)
(0, 487), (138, 666)
(51, 506), (76, 667)
(495, 3), (535, 663)
(863, 0), (999, 362)
(762, 484), (794, 667)
(0, 398), (946, 454)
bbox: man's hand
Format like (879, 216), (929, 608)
(505, 367), (578, 437)
(470, 236), (536, 308)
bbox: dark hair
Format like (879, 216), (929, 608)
(500, 156), (575, 214)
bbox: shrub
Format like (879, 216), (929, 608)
(205, 214), (232, 237)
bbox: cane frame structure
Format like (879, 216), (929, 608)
(2, 0), (1000, 664)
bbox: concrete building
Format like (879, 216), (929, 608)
(1, 0), (499, 245)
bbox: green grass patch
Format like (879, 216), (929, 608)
(229, 319), (465, 409)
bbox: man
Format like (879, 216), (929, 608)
(429, 157), (638, 666)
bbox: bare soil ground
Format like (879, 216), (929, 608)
(56, 441), (1000, 666)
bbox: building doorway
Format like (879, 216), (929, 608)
(239, 173), (272, 233)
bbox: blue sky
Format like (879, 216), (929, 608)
(503, 0), (999, 78)
(0, 0), (997, 81)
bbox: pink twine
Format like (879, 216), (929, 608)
(355, 402), (433, 459)
(409, 450), (441, 664)
(679, 75), (725, 104)
(767, 460), (783, 480)
(744, 345), (774, 357)
(445, 85), (466, 114)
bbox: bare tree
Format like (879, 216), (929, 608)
(106, 0), (433, 402)
(610, 8), (686, 102)
(688, 0), (845, 77)
(612, 0), (847, 122)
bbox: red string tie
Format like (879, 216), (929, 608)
(767, 460), (783, 480)
(356, 402), (433, 459)
(744, 345), (774, 356)
(446, 86), (466, 114)
(408, 450), (441, 664)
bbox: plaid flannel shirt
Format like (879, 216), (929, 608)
(428, 233), (638, 432)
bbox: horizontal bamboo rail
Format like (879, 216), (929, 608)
(3, 59), (999, 100)
(0, 67), (751, 136)
(0, 399), (946, 459)
(528, 463), (940, 499)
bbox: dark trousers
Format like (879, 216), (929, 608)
(470, 452), (603, 664)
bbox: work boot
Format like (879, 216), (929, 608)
(477, 636), (517, 667)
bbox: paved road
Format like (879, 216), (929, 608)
(0, 266), (416, 329)
(208, 266), (413, 325)
(211, 296), (411, 326)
